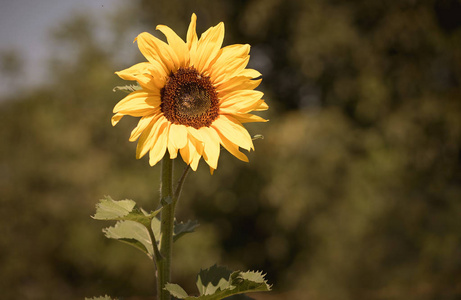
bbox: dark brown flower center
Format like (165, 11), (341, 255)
(161, 67), (219, 129)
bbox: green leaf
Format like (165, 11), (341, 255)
(112, 84), (141, 93)
(149, 217), (197, 249)
(174, 219), (199, 242)
(93, 196), (135, 219)
(196, 265), (233, 296)
(93, 196), (160, 228)
(164, 265), (271, 300)
(165, 283), (189, 299)
(151, 217), (161, 244)
(85, 296), (117, 300)
(103, 220), (153, 258)
(225, 295), (255, 300)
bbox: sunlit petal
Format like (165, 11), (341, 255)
(116, 62), (166, 91)
(149, 123), (169, 166)
(211, 115), (254, 151)
(195, 22), (224, 74)
(136, 32), (180, 72)
(157, 25), (189, 67)
(113, 90), (161, 116)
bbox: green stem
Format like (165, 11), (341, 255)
(157, 155), (174, 300)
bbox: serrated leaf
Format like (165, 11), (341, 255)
(85, 296), (117, 300)
(93, 196), (160, 228)
(239, 271), (268, 284)
(103, 220), (153, 258)
(165, 283), (189, 298)
(166, 265), (271, 300)
(196, 265), (233, 296)
(93, 196), (136, 219)
(174, 220), (199, 242)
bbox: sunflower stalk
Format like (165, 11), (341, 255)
(157, 155), (175, 300)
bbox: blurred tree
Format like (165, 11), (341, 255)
(0, 48), (24, 96)
(1, 0), (460, 299)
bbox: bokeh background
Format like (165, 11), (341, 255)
(1, 0), (461, 299)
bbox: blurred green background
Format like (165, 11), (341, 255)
(1, 0), (461, 299)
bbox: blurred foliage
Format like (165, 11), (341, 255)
(1, 0), (461, 299)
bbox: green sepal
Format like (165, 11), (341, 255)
(103, 220), (154, 259)
(112, 84), (142, 93)
(164, 265), (271, 300)
(174, 219), (199, 242)
(252, 134), (264, 141)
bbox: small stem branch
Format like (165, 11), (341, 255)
(157, 155), (174, 300)
(149, 227), (162, 263)
(173, 165), (190, 205)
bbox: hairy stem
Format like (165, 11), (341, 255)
(157, 155), (174, 300)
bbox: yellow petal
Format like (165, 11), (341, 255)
(113, 90), (161, 116)
(211, 115), (254, 151)
(199, 127), (221, 169)
(212, 56), (249, 85)
(179, 133), (203, 170)
(195, 22), (225, 73)
(209, 44), (249, 71)
(135, 121), (155, 159)
(209, 44), (250, 82)
(129, 112), (159, 142)
(216, 130), (249, 162)
(187, 14), (198, 49)
(216, 77), (261, 96)
(179, 141), (191, 165)
(168, 138), (178, 159)
(190, 156), (200, 170)
(230, 113), (269, 124)
(189, 134), (204, 171)
(186, 126), (204, 142)
(255, 101), (269, 111)
(239, 68), (262, 79)
(136, 116), (168, 159)
(156, 25), (189, 67)
(187, 13), (198, 66)
(170, 124), (188, 149)
(115, 62), (166, 91)
(167, 124), (188, 159)
(136, 32), (179, 73)
(219, 89), (264, 104)
(149, 123), (169, 166)
(111, 113), (124, 126)
(219, 90), (264, 113)
(220, 99), (267, 114)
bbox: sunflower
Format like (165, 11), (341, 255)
(112, 13), (268, 172)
